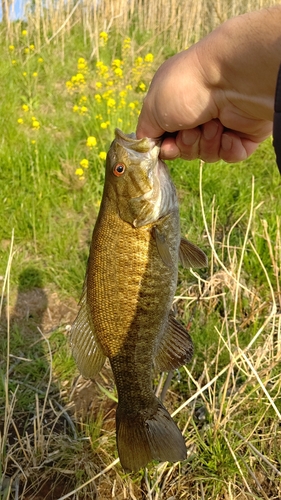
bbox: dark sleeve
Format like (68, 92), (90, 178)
(273, 63), (281, 174)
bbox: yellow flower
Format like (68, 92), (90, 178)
(112, 59), (122, 68)
(126, 84), (133, 91)
(107, 98), (116, 108)
(32, 72), (38, 77)
(144, 53), (154, 63)
(135, 56), (143, 66)
(122, 37), (131, 50)
(22, 104), (29, 112)
(95, 113), (103, 120)
(86, 136), (97, 148)
(138, 82), (146, 92)
(96, 61), (109, 77)
(38, 57), (44, 63)
(24, 47), (29, 54)
(99, 31), (108, 44)
(94, 94), (102, 103)
(96, 82), (102, 89)
(17, 118), (24, 124)
(32, 119), (40, 129)
(77, 57), (88, 72)
(80, 159), (89, 169)
(73, 105), (79, 113)
(22, 72), (27, 77)
(128, 102), (136, 110)
(79, 95), (88, 103)
(31, 140), (36, 144)
(22, 29), (28, 36)
(114, 67), (123, 78)
(29, 44), (35, 51)
(75, 167), (84, 176)
(106, 80), (114, 87)
(77, 72), (85, 81)
(66, 81), (73, 90)
(100, 121), (110, 129)
(71, 73), (85, 86)
(80, 106), (88, 114)
(12, 59), (17, 65)
(118, 99), (126, 109)
(9, 45), (15, 51)
(102, 90), (113, 100)
(99, 151), (107, 160)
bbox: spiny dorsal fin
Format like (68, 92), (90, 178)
(152, 226), (174, 268)
(154, 311), (193, 372)
(179, 238), (208, 268)
(71, 285), (106, 379)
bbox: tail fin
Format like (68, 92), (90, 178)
(116, 398), (186, 472)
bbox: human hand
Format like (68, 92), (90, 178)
(136, 7), (281, 163)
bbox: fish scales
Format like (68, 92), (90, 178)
(87, 210), (178, 358)
(71, 128), (208, 471)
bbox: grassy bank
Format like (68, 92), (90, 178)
(0, 1), (280, 499)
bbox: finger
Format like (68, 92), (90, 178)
(219, 133), (259, 162)
(136, 102), (165, 140)
(159, 136), (181, 160)
(196, 120), (225, 162)
(174, 128), (201, 160)
(160, 129), (201, 160)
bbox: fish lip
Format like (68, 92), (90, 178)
(114, 128), (161, 153)
(114, 128), (154, 150)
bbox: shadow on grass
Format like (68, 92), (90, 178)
(0, 266), (83, 500)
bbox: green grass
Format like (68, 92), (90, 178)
(0, 5), (281, 500)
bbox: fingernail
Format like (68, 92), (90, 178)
(182, 129), (199, 146)
(203, 121), (219, 140)
(221, 134), (233, 152)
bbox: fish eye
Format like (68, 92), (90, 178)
(113, 163), (126, 176)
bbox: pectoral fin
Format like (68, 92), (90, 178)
(71, 285), (106, 379)
(152, 226), (174, 268)
(179, 238), (208, 268)
(154, 311), (193, 372)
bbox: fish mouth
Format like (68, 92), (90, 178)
(114, 128), (160, 154)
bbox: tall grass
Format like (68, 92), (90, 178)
(6, 0), (277, 56)
(0, 1), (281, 499)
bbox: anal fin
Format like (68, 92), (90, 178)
(154, 311), (193, 372)
(71, 285), (106, 379)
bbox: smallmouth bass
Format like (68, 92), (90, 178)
(71, 129), (207, 471)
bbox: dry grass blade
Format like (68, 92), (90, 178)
(57, 457), (120, 500)
(0, 231), (15, 469)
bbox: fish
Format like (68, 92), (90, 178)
(71, 128), (208, 472)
